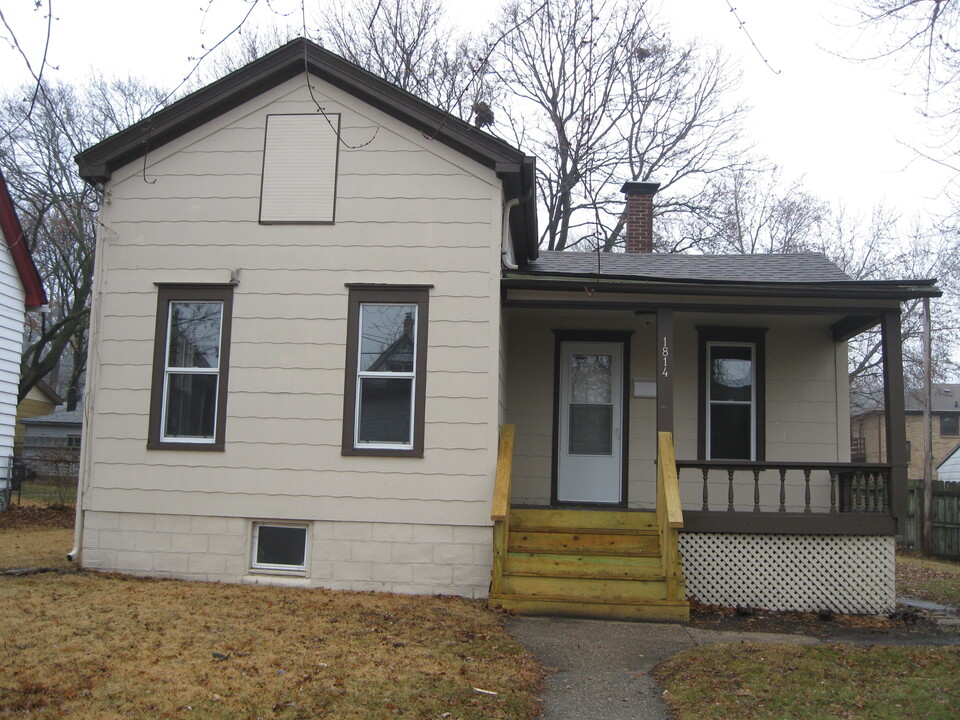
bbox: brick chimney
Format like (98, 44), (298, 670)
(620, 181), (660, 253)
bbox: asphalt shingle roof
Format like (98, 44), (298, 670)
(22, 409), (83, 426)
(522, 252), (854, 284)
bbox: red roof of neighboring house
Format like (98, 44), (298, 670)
(0, 167), (46, 308)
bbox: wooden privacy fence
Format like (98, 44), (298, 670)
(904, 481), (960, 559)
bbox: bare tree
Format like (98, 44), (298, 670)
(852, 1), (960, 99)
(1, 77), (165, 408)
(491, 0), (750, 251)
(199, 22), (297, 84)
(682, 166), (828, 255)
(318, 0), (489, 120)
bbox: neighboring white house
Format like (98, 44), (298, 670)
(0, 169), (47, 510)
(73, 39), (939, 619)
(937, 443), (960, 483)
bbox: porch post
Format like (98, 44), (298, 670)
(881, 309), (908, 522)
(657, 307), (674, 435)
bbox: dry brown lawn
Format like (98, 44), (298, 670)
(0, 502), (75, 570)
(1, 573), (542, 719)
(897, 552), (960, 608)
(0, 526), (74, 569)
(0, 505), (542, 719)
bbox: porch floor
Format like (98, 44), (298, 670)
(488, 507), (690, 622)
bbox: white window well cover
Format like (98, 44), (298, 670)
(260, 114), (339, 223)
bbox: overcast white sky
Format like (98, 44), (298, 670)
(0, 0), (950, 217)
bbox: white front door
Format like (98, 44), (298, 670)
(556, 341), (624, 504)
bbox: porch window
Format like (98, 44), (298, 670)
(698, 327), (766, 461)
(342, 286), (430, 456)
(148, 285), (234, 450)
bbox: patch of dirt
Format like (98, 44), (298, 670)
(0, 503), (74, 530)
(687, 598), (950, 641)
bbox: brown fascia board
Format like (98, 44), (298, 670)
(35, 378), (63, 405)
(501, 274), (941, 302)
(75, 38), (529, 192)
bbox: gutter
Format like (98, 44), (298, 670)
(501, 275), (943, 301)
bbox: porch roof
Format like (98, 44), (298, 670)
(506, 251), (940, 301)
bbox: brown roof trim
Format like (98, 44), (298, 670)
(34, 378), (63, 405)
(501, 275), (941, 302)
(76, 38), (539, 263)
(0, 168), (47, 308)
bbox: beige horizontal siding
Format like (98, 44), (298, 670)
(84, 73), (503, 528)
(85, 488), (488, 526)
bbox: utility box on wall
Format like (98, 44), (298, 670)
(633, 378), (656, 398)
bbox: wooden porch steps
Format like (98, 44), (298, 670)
(489, 508), (689, 622)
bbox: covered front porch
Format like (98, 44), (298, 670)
(487, 261), (933, 619)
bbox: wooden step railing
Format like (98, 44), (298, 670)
(490, 424), (515, 597)
(657, 431), (684, 603)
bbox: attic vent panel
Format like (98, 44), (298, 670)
(260, 114), (339, 223)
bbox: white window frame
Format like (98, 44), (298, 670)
(705, 341), (757, 461)
(251, 522), (309, 575)
(353, 302), (418, 451)
(160, 300), (224, 445)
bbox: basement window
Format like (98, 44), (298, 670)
(251, 523), (308, 574)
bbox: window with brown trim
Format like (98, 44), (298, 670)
(342, 286), (429, 457)
(148, 285), (234, 450)
(698, 327), (766, 461)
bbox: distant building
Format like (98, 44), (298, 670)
(936, 443), (960, 483)
(0, 168), (48, 510)
(851, 384), (960, 480)
(15, 379), (63, 453)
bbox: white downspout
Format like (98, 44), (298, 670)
(501, 197), (520, 270)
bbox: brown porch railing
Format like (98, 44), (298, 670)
(657, 432), (684, 602)
(675, 460), (893, 515)
(490, 424), (515, 597)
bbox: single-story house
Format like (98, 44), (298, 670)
(0, 168), (47, 510)
(71, 38), (939, 620)
(21, 408), (83, 454)
(19, 408), (82, 486)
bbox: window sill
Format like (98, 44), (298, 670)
(242, 573), (311, 588)
(147, 441), (225, 451)
(341, 447), (423, 458)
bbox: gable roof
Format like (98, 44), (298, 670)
(936, 441), (960, 482)
(526, 251), (853, 283)
(508, 251), (940, 302)
(0, 168), (47, 308)
(75, 37), (538, 264)
(31, 378), (63, 406)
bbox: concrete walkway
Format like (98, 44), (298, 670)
(505, 615), (959, 720)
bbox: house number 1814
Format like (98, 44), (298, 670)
(661, 336), (669, 378)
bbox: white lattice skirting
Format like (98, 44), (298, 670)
(679, 533), (896, 614)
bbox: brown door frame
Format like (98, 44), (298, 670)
(550, 329), (633, 507)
